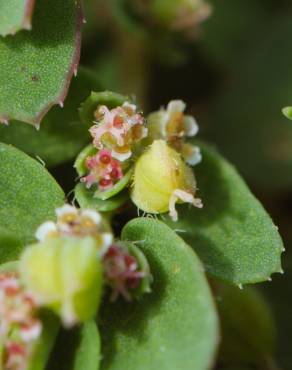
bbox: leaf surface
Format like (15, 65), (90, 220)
(166, 142), (283, 285)
(0, 67), (101, 167)
(99, 218), (219, 370)
(0, 143), (64, 244)
(0, 0), (82, 125)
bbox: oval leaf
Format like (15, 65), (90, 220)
(99, 218), (219, 370)
(0, 67), (101, 167)
(0, 0), (82, 125)
(166, 142), (284, 285)
(0, 143), (64, 244)
(0, 0), (35, 36)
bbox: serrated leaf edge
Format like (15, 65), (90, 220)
(0, 0), (83, 127)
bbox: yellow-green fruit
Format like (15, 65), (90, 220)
(19, 236), (103, 327)
(131, 140), (197, 214)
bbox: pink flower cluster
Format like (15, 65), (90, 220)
(90, 103), (146, 160)
(81, 102), (147, 192)
(0, 273), (42, 370)
(102, 245), (146, 301)
(81, 149), (123, 191)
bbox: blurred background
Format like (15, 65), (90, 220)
(2, 0), (292, 368)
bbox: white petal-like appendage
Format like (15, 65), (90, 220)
(81, 209), (101, 225)
(167, 100), (186, 113)
(184, 115), (199, 137)
(35, 221), (57, 242)
(56, 204), (78, 218)
(111, 150), (132, 162)
(183, 145), (202, 166)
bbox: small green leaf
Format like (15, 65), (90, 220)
(75, 144), (98, 177)
(0, 67), (102, 167)
(0, 143), (64, 244)
(216, 283), (276, 367)
(282, 106), (292, 120)
(0, 0), (82, 125)
(73, 320), (101, 370)
(28, 311), (60, 370)
(79, 91), (129, 126)
(0, 228), (23, 264)
(47, 320), (100, 370)
(99, 218), (219, 370)
(75, 183), (128, 212)
(166, 142), (283, 285)
(0, 0), (35, 36)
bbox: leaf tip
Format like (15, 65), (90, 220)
(282, 106), (292, 120)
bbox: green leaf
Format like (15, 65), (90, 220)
(99, 218), (219, 370)
(0, 143), (64, 244)
(0, 0), (35, 37)
(28, 311), (60, 370)
(0, 67), (101, 167)
(75, 183), (128, 212)
(79, 91), (129, 126)
(75, 144), (98, 176)
(216, 283), (276, 368)
(0, 0), (82, 125)
(166, 142), (283, 285)
(0, 228), (23, 264)
(47, 320), (100, 370)
(73, 320), (101, 370)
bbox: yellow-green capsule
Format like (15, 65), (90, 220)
(131, 140), (202, 221)
(19, 236), (103, 328)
